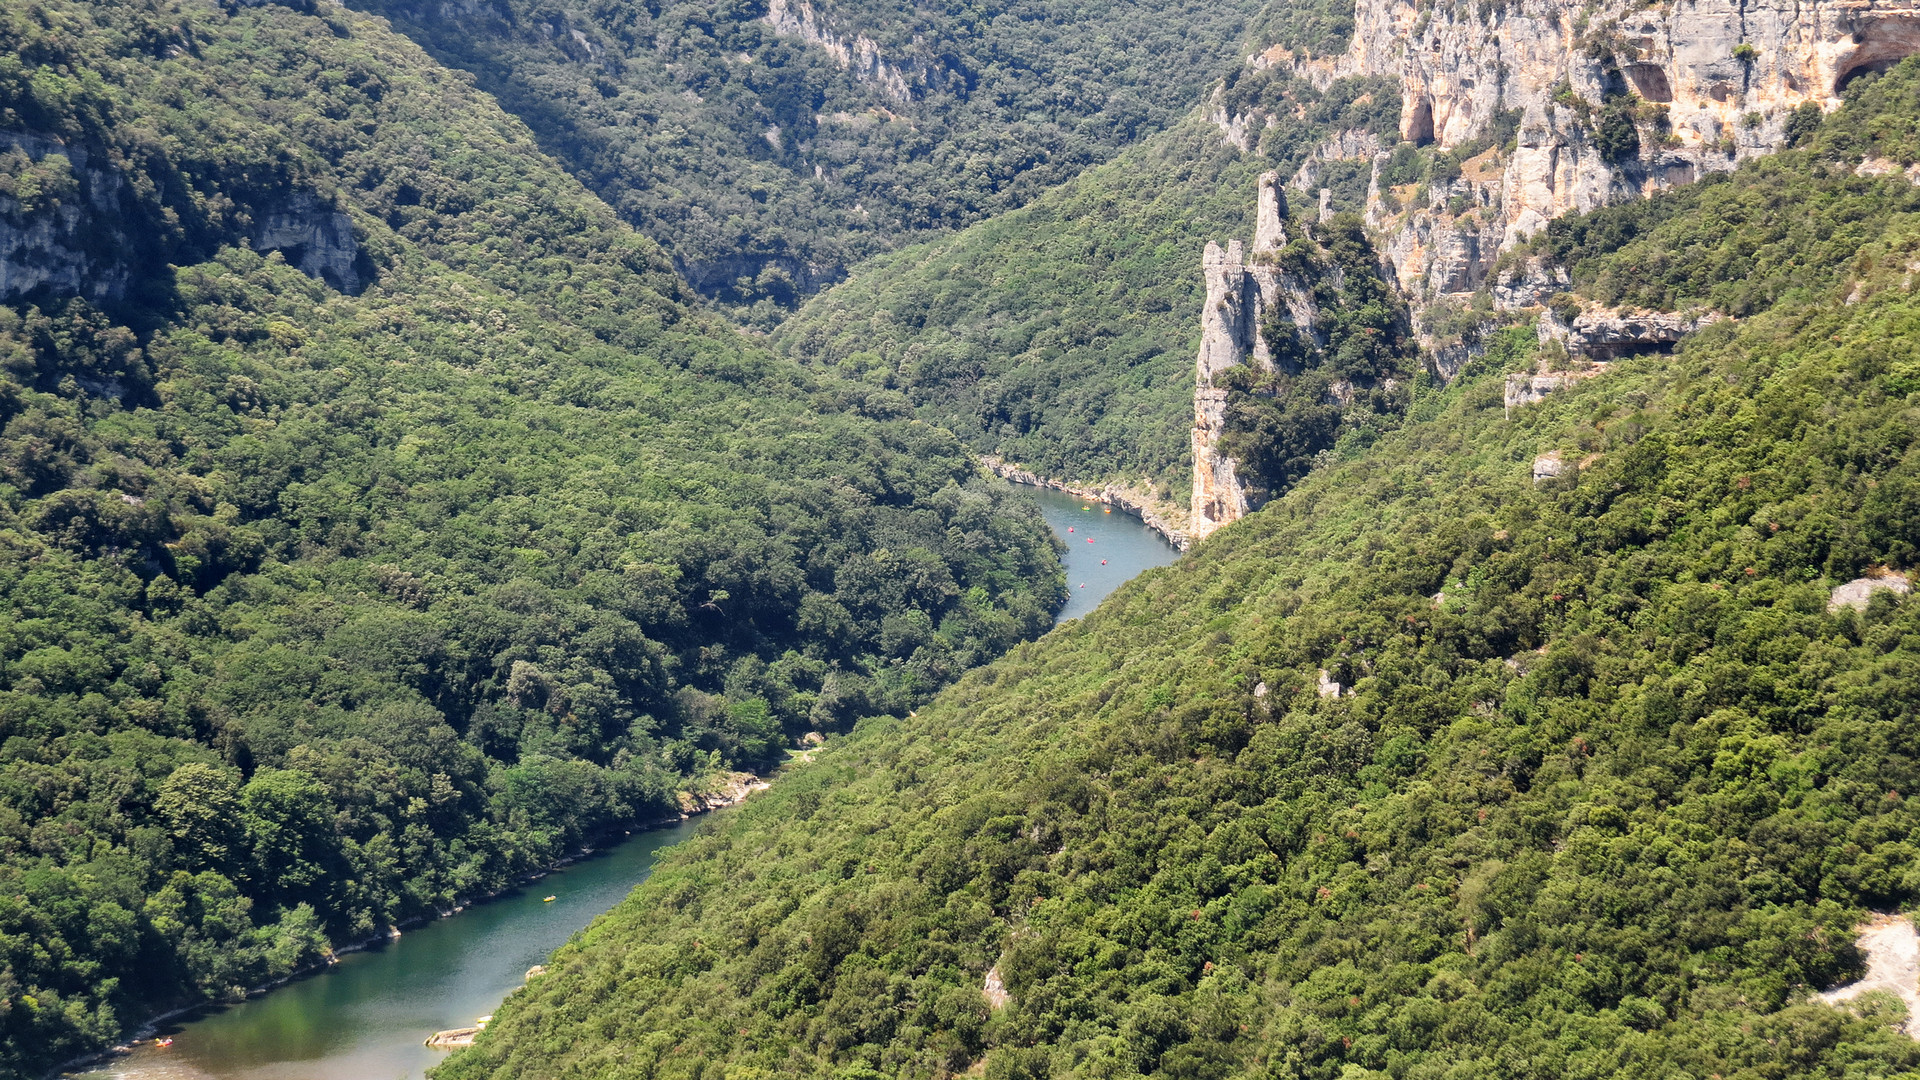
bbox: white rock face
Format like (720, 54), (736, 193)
(1194, 0), (1920, 529)
(1190, 173), (1323, 542)
(0, 130), (367, 304)
(1221, 0), (1920, 301)
(0, 132), (136, 305)
(1819, 913), (1920, 1035)
(1316, 668), (1342, 698)
(1191, 238), (1257, 541)
(1829, 570), (1912, 612)
(251, 191), (366, 294)
(1569, 309), (1718, 359)
(763, 0), (953, 103)
(982, 962), (1010, 1009)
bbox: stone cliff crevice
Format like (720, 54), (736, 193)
(0, 132), (137, 306)
(1218, 0), (1920, 301)
(1191, 0), (1920, 539)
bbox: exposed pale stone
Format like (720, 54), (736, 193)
(1505, 373), (1573, 414)
(763, 0), (931, 102)
(1190, 174), (1323, 542)
(1316, 669), (1342, 698)
(251, 191), (365, 294)
(1568, 309), (1718, 358)
(1217, 0), (1920, 303)
(1829, 570), (1912, 612)
(983, 963), (1011, 1009)
(1818, 913), (1920, 1036)
(0, 132), (135, 305)
(1253, 172), (1287, 252)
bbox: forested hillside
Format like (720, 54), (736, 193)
(348, 0), (1275, 321)
(441, 65), (1920, 1080)
(774, 75), (1401, 494)
(0, 1), (1064, 1074)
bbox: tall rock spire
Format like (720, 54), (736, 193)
(1191, 240), (1254, 541)
(1253, 171), (1286, 253)
(1191, 173), (1330, 542)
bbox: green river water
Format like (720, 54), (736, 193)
(72, 819), (699, 1080)
(71, 488), (1176, 1080)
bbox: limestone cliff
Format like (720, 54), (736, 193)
(0, 132), (137, 306)
(1226, 0), (1918, 301)
(1190, 171), (1321, 542)
(762, 0), (960, 103)
(250, 191), (367, 295)
(0, 129), (367, 306)
(1193, 0), (1920, 539)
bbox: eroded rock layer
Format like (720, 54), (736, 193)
(1250, 0), (1911, 298)
(1191, 172), (1320, 541)
(1193, 0), (1920, 538)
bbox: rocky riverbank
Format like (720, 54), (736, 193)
(983, 456), (1191, 551)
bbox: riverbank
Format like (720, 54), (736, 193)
(982, 456), (1191, 551)
(53, 773), (764, 1080)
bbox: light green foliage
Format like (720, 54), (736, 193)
(775, 79), (1407, 498)
(442, 66), (1920, 1080)
(0, 0), (1063, 1073)
(776, 117), (1265, 495)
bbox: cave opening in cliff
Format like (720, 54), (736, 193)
(1834, 24), (1920, 93)
(1576, 339), (1678, 362)
(1404, 97), (1435, 145)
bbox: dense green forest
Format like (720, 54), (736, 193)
(440, 65), (1920, 1080)
(347, 0), (1275, 321)
(0, 0), (1066, 1074)
(774, 74), (1401, 496)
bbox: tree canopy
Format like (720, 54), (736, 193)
(439, 64), (1920, 1080)
(0, 0), (1062, 1073)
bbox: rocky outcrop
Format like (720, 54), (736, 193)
(677, 770), (768, 815)
(425, 1026), (482, 1049)
(1190, 171), (1321, 542)
(0, 132), (138, 305)
(1829, 570), (1912, 611)
(1192, 0), (1919, 532)
(1289, 128), (1387, 191)
(982, 963), (1010, 1009)
(1503, 366), (1610, 415)
(1817, 913), (1920, 1035)
(1221, 0), (1920, 303)
(250, 191), (367, 294)
(0, 130), (368, 305)
(762, 0), (959, 103)
(1567, 308), (1717, 359)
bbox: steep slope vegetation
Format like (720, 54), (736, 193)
(0, 1), (1062, 1073)
(347, 0), (1275, 320)
(440, 68), (1920, 1080)
(774, 80), (1400, 496)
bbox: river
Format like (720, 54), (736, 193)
(70, 490), (1174, 1080)
(71, 818), (699, 1080)
(1029, 486), (1181, 622)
